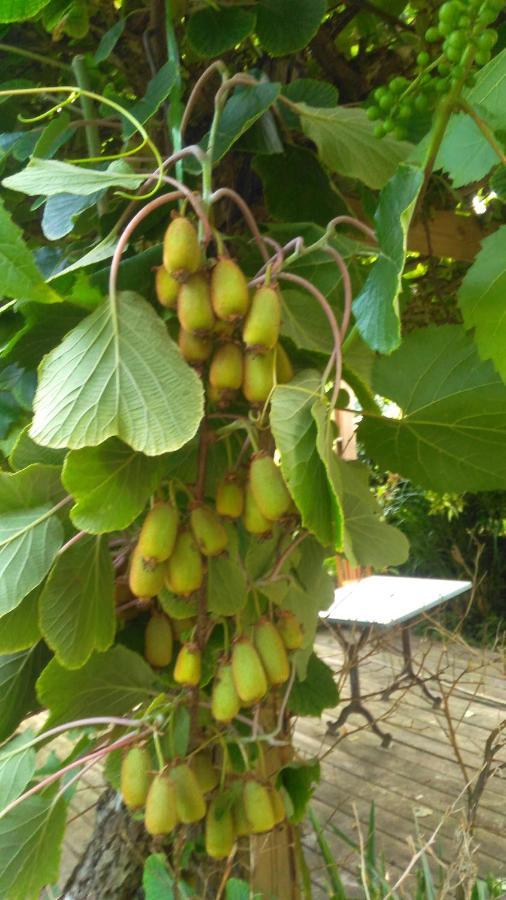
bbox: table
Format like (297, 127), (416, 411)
(320, 576), (471, 747)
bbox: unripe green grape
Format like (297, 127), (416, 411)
(417, 50), (430, 66)
(435, 76), (450, 91)
(414, 92), (429, 111)
(438, 61), (451, 75)
(398, 103), (412, 120)
(459, 14), (471, 25)
(379, 92), (394, 110)
(445, 44), (463, 61)
(475, 47), (492, 64)
(448, 29), (467, 48)
(374, 86), (387, 101)
(383, 117), (395, 133)
(374, 122), (386, 138)
(478, 28), (498, 48)
(478, 6), (499, 24)
(367, 105), (381, 120)
(425, 25), (441, 42)
(393, 125), (407, 140)
(439, 20), (454, 35)
(390, 76), (408, 94)
(439, 1), (461, 23)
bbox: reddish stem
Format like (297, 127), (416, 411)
(210, 187), (269, 262)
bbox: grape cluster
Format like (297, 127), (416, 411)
(367, 0), (503, 139)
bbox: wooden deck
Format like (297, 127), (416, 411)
(40, 628), (506, 897)
(297, 627), (506, 897)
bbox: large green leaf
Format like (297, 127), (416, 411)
(0, 730), (36, 811)
(254, 146), (345, 226)
(143, 854), (194, 900)
(336, 459), (409, 568)
(123, 62), (177, 139)
(297, 104), (412, 190)
(353, 164), (423, 354)
(359, 325), (506, 491)
(62, 439), (167, 533)
(212, 82), (281, 163)
(0, 794), (67, 900)
(435, 112), (499, 188)
(0, 0), (51, 22)
(37, 644), (156, 728)
(0, 644), (48, 742)
(187, 7), (256, 57)
(256, 0), (325, 56)
(207, 555), (248, 616)
(0, 587), (41, 653)
(0, 198), (60, 304)
(270, 372), (342, 548)
(30, 292), (204, 457)
(3, 158), (145, 197)
(0, 466), (65, 616)
(465, 48), (506, 127)
(458, 226), (506, 382)
(39, 535), (115, 669)
(288, 653), (339, 717)
(9, 427), (66, 471)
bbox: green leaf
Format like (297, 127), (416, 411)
(94, 17), (125, 63)
(271, 372), (342, 548)
(123, 62), (177, 139)
(207, 555), (248, 616)
(282, 77), (338, 111)
(458, 226), (506, 382)
(288, 652), (339, 716)
(0, 0), (51, 22)
(9, 427), (66, 471)
(212, 82), (281, 163)
(254, 146), (345, 226)
(0, 465), (65, 616)
(3, 158), (144, 197)
(0, 644), (48, 742)
(297, 104), (413, 190)
(0, 587), (41, 653)
(0, 198), (60, 304)
(42, 192), (101, 241)
(37, 644), (155, 729)
(256, 0), (325, 56)
(353, 164), (424, 353)
(50, 233), (118, 278)
(0, 730), (36, 811)
(435, 112), (499, 188)
(143, 853), (194, 900)
(62, 439), (167, 533)
(187, 7), (256, 57)
(337, 460), (409, 568)
(170, 705), (191, 760)
(279, 759), (320, 823)
(225, 879), (262, 900)
(0, 794), (67, 900)
(39, 535), (115, 669)
(359, 324), (506, 491)
(30, 292), (204, 457)
(465, 48), (506, 128)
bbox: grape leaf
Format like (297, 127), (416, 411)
(256, 0), (325, 56)
(359, 325), (506, 491)
(0, 644), (49, 742)
(0, 587), (41, 653)
(0, 198), (60, 304)
(288, 653), (339, 717)
(187, 7), (256, 57)
(0, 794), (67, 900)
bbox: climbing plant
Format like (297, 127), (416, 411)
(0, 0), (505, 896)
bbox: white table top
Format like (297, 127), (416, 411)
(320, 576), (471, 627)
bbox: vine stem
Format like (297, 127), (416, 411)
(263, 532), (309, 583)
(210, 187), (270, 262)
(0, 86), (162, 200)
(0, 728), (151, 821)
(109, 190), (182, 300)
(278, 271), (343, 409)
(57, 530), (87, 555)
(165, 0), (184, 185)
(180, 60), (229, 137)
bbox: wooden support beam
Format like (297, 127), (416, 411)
(345, 197), (492, 262)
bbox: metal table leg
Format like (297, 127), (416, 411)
(382, 625), (441, 708)
(326, 626), (392, 748)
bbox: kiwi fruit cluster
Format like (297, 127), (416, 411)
(116, 214), (308, 855)
(155, 216), (293, 407)
(120, 742), (287, 856)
